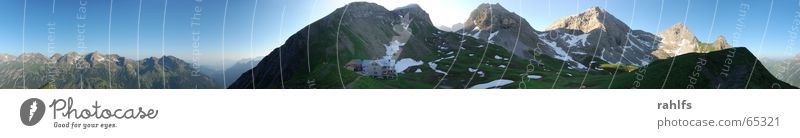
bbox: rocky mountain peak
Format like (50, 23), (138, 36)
(463, 3), (527, 31)
(650, 22), (701, 59)
(393, 3), (422, 11)
(586, 6), (604, 13)
(159, 56), (184, 69)
(17, 53), (48, 63)
(545, 6), (630, 34)
(142, 56), (159, 65)
(337, 2), (388, 19)
(0, 53), (15, 62)
(85, 51), (106, 62)
(713, 35), (732, 49)
(50, 53), (63, 61)
(346, 2), (384, 10)
(392, 4), (433, 26)
(457, 3), (545, 60)
(440, 23), (465, 32)
(64, 52), (81, 59)
(58, 52), (83, 64)
(657, 22), (698, 44)
(715, 35), (726, 42)
(661, 22), (693, 37)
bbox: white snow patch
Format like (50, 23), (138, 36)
(640, 59), (650, 66)
(428, 55), (456, 75)
(571, 51), (588, 55)
(498, 65), (507, 68)
(565, 33), (590, 47)
(432, 55), (455, 62)
(96, 56), (106, 62)
(527, 75), (542, 79)
(415, 68), (422, 73)
(595, 67), (605, 71)
(494, 55), (503, 60)
(468, 67), (478, 73)
(428, 62), (447, 75)
(395, 58), (424, 73)
(488, 31), (499, 43)
(469, 79), (514, 89)
(537, 36), (568, 60)
(470, 30), (481, 39)
(383, 40), (404, 60)
(599, 48), (608, 62)
(537, 34), (587, 69)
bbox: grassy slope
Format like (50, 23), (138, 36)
(608, 47), (797, 89)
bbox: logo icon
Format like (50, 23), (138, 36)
(20, 98), (45, 126)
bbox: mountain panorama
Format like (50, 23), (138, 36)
(0, 52), (218, 89)
(3, 2), (796, 89)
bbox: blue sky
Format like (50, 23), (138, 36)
(1, 0), (799, 69)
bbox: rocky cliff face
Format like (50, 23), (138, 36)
(539, 7), (658, 68)
(545, 7), (631, 39)
(651, 23), (732, 59)
(710, 36), (733, 51)
(459, 4), (556, 61)
(651, 23), (700, 59)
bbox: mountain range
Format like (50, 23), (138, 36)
(228, 2), (795, 89)
(0, 52), (217, 89)
(763, 54), (800, 87)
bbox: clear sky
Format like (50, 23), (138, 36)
(1, 0), (799, 69)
